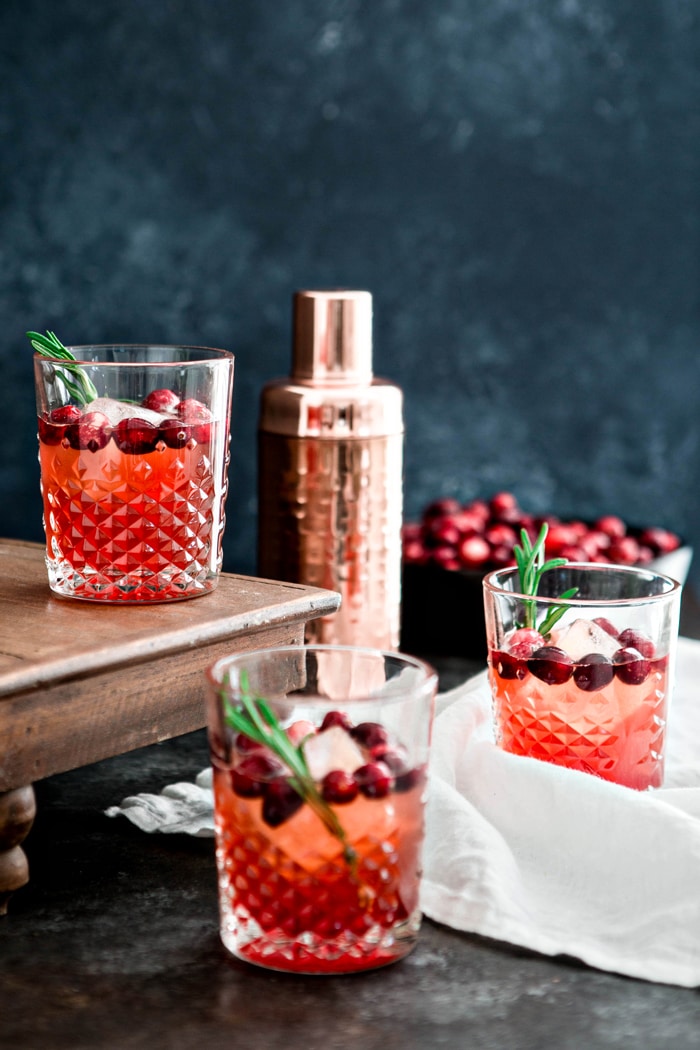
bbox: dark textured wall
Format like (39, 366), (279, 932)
(1, 1), (698, 580)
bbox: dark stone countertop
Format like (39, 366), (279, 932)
(2, 642), (700, 1050)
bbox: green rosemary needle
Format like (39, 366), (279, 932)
(27, 329), (98, 405)
(513, 523), (578, 635)
(222, 672), (360, 879)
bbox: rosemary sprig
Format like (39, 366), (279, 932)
(27, 330), (99, 405)
(514, 523), (578, 635)
(222, 671), (360, 880)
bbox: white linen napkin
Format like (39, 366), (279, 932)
(106, 637), (700, 987)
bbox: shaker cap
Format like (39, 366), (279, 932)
(292, 290), (373, 384)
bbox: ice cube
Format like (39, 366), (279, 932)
(549, 618), (619, 660)
(302, 726), (365, 781)
(87, 397), (167, 426)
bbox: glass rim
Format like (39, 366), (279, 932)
(207, 643), (438, 701)
(482, 561), (682, 606)
(33, 344), (234, 366)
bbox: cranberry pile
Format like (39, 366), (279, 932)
(231, 713), (424, 828)
(403, 491), (681, 573)
(493, 621), (667, 691)
(37, 390), (213, 454)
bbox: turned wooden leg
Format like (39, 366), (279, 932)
(0, 786), (36, 915)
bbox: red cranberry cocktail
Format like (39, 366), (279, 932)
(34, 345), (234, 602)
(206, 645), (437, 974)
(483, 563), (681, 790)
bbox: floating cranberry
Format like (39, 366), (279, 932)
(613, 647), (650, 685)
(68, 410), (112, 452)
(528, 646), (574, 685)
(573, 653), (614, 692)
(370, 743), (409, 775)
(593, 617), (619, 639)
(286, 720), (316, 746)
(38, 405), (83, 444)
(321, 769), (359, 804)
(320, 710), (353, 732)
(113, 417), (159, 454)
(507, 628), (545, 656)
(159, 418), (193, 449)
(142, 388), (181, 413)
(350, 722), (390, 749)
(394, 764), (426, 792)
(178, 398), (213, 443)
(493, 650), (527, 680)
(355, 761), (394, 799)
(262, 777), (304, 826)
(617, 628), (655, 659)
(232, 753), (283, 797)
(234, 731), (264, 754)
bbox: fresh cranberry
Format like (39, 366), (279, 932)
(370, 743), (409, 775)
(321, 769), (359, 804)
(422, 498), (462, 521)
(232, 753), (283, 797)
(545, 524), (582, 555)
(638, 527), (681, 554)
(485, 523), (517, 549)
(142, 388), (181, 413)
(159, 418), (194, 449)
(458, 534), (491, 568)
(489, 491), (519, 518)
(528, 646), (575, 685)
(453, 509), (486, 534)
(320, 710), (353, 732)
(234, 731), (264, 754)
(178, 398), (213, 443)
(38, 405), (83, 444)
(286, 720), (316, 746)
(355, 761), (394, 799)
(402, 522), (423, 543)
(430, 547), (461, 571)
(262, 777), (304, 826)
(350, 722), (390, 749)
(508, 628), (545, 653)
(489, 544), (515, 567)
(608, 537), (641, 565)
(394, 764), (427, 792)
(403, 539), (430, 565)
(68, 411), (113, 452)
(617, 629), (655, 659)
(424, 517), (461, 549)
(613, 647), (650, 685)
(573, 653), (614, 692)
(558, 544), (589, 562)
(593, 617), (619, 639)
(113, 417), (159, 454)
(466, 499), (490, 522)
(493, 650), (528, 680)
(595, 515), (627, 540)
(635, 546), (654, 565)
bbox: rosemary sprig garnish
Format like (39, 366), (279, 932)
(27, 330), (98, 405)
(222, 671), (361, 882)
(513, 523), (578, 635)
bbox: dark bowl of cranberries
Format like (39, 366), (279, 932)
(400, 492), (691, 660)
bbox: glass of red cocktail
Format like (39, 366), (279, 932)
(483, 563), (681, 790)
(34, 344), (234, 602)
(206, 644), (437, 974)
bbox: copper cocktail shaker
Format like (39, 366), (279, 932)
(257, 290), (404, 649)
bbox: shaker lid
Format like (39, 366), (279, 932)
(292, 290), (373, 384)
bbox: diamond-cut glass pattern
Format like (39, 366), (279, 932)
(490, 669), (667, 790)
(39, 437), (224, 601)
